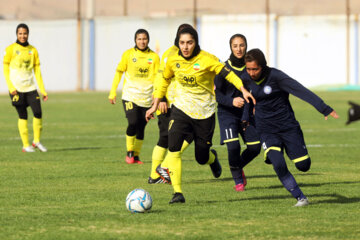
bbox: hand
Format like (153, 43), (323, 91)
(43, 95), (48, 102)
(109, 97), (116, 104)
(241, 121), (249, 131)
(11, 90), (18, 95)
(232, 97), (244, 108)
(240, 87), (256, 105)
(158, 102), (168, 114)
(325, 110), (339, 120)
(145, 106), (157, 122)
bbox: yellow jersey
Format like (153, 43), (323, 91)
(109, 47), (160, 108)
(154, 45), (178, 115)
(154, 50), (244, 119)
(3, 43), (47, 95)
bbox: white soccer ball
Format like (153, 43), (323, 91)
(126, 188), (152, 213)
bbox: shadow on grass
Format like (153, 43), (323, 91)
(50, 146), (116, 152)
(197, 193), (360, 205)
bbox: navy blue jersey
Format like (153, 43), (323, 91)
(214, 60), (245, 119)
(242, 67), (333, 133)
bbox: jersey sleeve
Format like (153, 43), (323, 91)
(207, 56), (244, 90)
(33, 48), (47, 96)
(108, 51), (128, 99)
(214, 74), (233, 107)
(3, 45), (16, 93)
(153, 58), (173, 99)
(277, 71), (333, 116)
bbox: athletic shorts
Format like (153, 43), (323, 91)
(218, 110), (259, 145)
(168, 106), (215, 151)
(122, 100), (149, 120)
(9, 90), (40, 107)
(261, 126), (308, 161)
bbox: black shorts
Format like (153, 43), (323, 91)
(218, 110), (259, 145)
(122, 100), (149, 120)
(261, 126), (309, 161)
(9, 90), (40, 107)
(168, 106), (215, 151)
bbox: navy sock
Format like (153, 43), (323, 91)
(280, 172), (306, 199)
(230, 166), (244, 185)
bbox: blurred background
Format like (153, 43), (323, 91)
(1, 0), (360, 93)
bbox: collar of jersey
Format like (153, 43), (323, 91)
(228, 60), (245, 71)
(255, 77), (266, 85)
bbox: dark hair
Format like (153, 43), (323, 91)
(245, 48), (267, 68)
(177, 27), (201, 60)
(134, 29), (149, 43)
(229, 34), (247, 52)
(174, 23), (193, 46)
(16, 23), (29, 34)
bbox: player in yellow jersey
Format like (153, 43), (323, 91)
(3, 23), (48, 152)
(145, 27), (256, 203)
(148, 23), (194, 184)
(109, 29), (160, 164)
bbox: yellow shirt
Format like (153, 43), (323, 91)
(154, 50), (244, 119)
(154, 45), (178, 115)
(109, 47), (160, 108)
(3, 43), (47, 95)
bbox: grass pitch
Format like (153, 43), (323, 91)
(0, 91), (359, 240)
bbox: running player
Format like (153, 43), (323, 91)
(3, 23), (48, 152)
(148, 24), (194, 184)
(145, 27), (255, 204)
(243, 48), (339, 206)
(109, 29), (160, 164)
(214, 34), (261, 192)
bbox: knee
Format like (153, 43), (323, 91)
(195, 142), (210, 165)
(33, 111), (42, 119)
(157, 135), (168, 149)
(267, 150), (288, 177)
(294, 157), (311, 172)
(226, 141), (241, 167)
(247, 143), (261, 155)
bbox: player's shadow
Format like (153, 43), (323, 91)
(187, 175), (277, 184)
(50, 146), (114, 152)
(197, 193), (360, 205)
(252, 180), (360, 190)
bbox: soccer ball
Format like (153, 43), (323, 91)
(126, 188), (152, 213)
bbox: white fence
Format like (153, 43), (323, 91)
(0, 15), (358, 93)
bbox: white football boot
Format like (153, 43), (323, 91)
(294, 197), (309, 207)
(32, 142), (48, 152)
(22, 146), (35, 152)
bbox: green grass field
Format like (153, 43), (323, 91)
(0, 91), (359, 240)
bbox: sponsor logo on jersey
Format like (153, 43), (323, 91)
(193, 63), (200, 71)
(139, 67), (149, 74)
(16, 50), (20, 55)
(182, 75), (197, 87)
(263, 85), (272, 94)
(147, 58), (153, 64)
(176, 63), (180, 68)
(132, 58), (137, 62)
(28, 50), (32, 55)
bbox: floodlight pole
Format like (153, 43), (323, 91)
(346, 0), (350, 85)
(193, 0), (197, 29)
(77, 0), (82, 91)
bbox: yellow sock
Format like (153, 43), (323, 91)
(207, 150), (216, 165)
(180, 140), (191, 153)
(151, 145), (167, 179)
(133, 138), (143, 157)
(33, 117), (42, 143)
(162, 151), (182, 193)
(18, 119), (30, 148)
(126, 135), (136, 152)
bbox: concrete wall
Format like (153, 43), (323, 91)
(0, 15), (359, 93)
